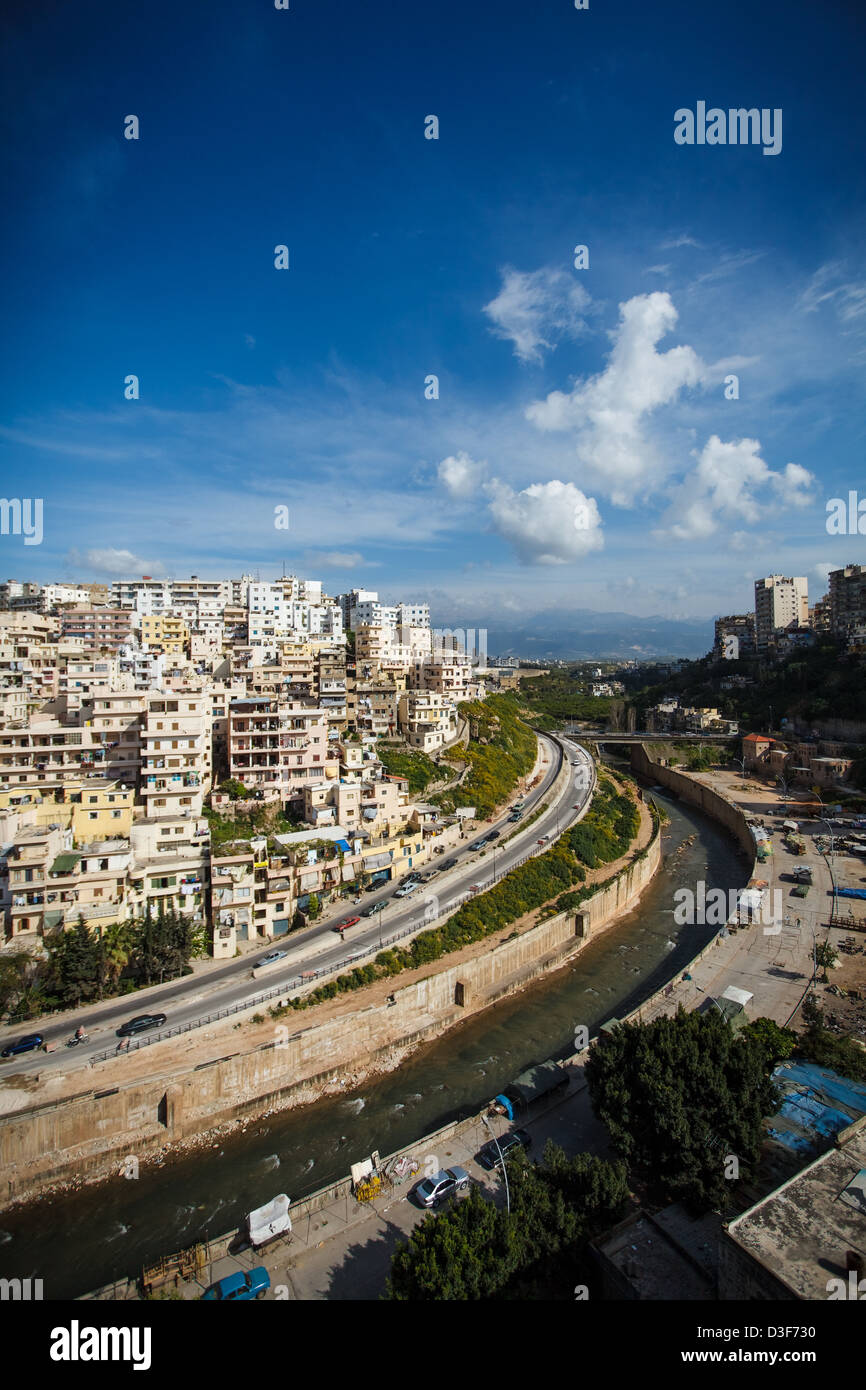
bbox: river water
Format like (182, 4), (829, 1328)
(0, 784), (748, 1298)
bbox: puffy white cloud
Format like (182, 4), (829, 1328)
(486, 478), (603, 565)
(525, 292), (705, 505)
(483, 266), (592, 364)
(654, 435), (816, 542)
(437, 450), (487, 499)
(68, 548), (165, 577)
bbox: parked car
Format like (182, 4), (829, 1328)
(331, 915), (360, 933)
(394, 881), (419, 898)
(202, 1267), (270, 1301)
(486, 830), (501, 841)
(419, 870), (437, 883)
(1, 1033), (44, 1058)
(259, 949), (288, 966)
(469, 839), (487, 851)
(476, 1128), (533, 1170)
(116, 1013), (166, 1037)
(360, 902), (380, 917)
(537, 836), (550, 846)
(440, 858), (457, 871)
(413, 1166), (471, 1208)
(508, 812), (521, 823)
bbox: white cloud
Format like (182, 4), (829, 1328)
(486, 478), (603, 565)
(800, 262), (866, 324)
(437, 450), (488, 499)
(483, 266), (592, 364)
(654, 436), (816, 542)
(67, 548), (166, 577)
(526, 292), (705, 505)
(305, 550), (368, 569)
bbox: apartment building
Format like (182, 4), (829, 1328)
(4, 823), (133, 942)
(410, 653), (473, 701)
(128, 814), (209, 925)
(228, 696), (337, 800)
(754, 576), (808, 653)
(397, 689), (458, 751)
(140, 692), (211, 818)
(713, 613), (756, 659)
(141, 613), (190, 654)
(60, 606), (133, 650)
(828, 565), (866, 643)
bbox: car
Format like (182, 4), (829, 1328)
(476, 1128), (533, 1170)
(394, 881), (419, 898)
(537, 836), (549, 846)
(331, 915), (360, 932)
(467, 884), (483, 895)
(440, 858), (457, 871)
(413, 1166), (471, 1208)
(486, 830), (501, 841)
(360, 902), (380, 917)
(419, 870), (437, 883)
(469, 839), (487, 851)
(572, 803), (583, 811)
(201, 1267), (270, 1301)
(259, 949), (288, 966)
(116, 1013), (167, 1037)
(1, 1033), (44, 1058)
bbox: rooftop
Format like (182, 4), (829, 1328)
(725, 1121), (866, 1300)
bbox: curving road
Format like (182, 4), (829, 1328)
(0, 733), (595, 1076)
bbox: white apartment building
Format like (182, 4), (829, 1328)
(140, 692), (211, 818)
(754, 575), (809, 652)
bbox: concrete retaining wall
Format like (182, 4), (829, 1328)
(630, 743), (756, 858)
(1, 813), (660, 1205)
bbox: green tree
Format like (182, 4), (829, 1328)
(585, 1008), (781, 1213)
(742, 1016), (797, 1066)
(48, 914), (100, 1008)
(814, 941), (838, 982)
(307, 893), (321, 920)
(386, 1146), (628, 1300)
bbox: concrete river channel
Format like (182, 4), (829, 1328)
(0, 780), (749, 1298)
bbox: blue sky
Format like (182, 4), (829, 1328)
(1, 0), (864, 631)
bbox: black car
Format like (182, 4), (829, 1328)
(1, 1033), (44, 1058)
(360, 902), (380, 917)
(116, 1013), (167, 1038)
(486, 830), (501, 841)
(476, 1128), (532, 1170)
(440, 859), (457, 871)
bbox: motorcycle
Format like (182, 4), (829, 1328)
(66, 1032), (89, 1048)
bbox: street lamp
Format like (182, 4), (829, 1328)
(694, 982), (727, 1020)
(377, 900), (384, 949)
(812, 792), (838, 926)
(481, 1112), (510, 1214)
(732, 756), (746, 780)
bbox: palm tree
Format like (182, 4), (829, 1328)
(98, 920), (133, 996)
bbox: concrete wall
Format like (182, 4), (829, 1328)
(1, 815), (661, 1205)
(630, 743), (756, 858)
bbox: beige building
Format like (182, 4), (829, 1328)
(754, 575), (808, 652)
(398, 689), (458, 751)
(140, 692), (211, 818)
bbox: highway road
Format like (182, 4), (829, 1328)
(0, 733), (595, 1076)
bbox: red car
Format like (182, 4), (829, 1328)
(332, 916), (360, 933)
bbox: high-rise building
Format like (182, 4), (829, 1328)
(754, 576), (808, 652)
(828, 565), (866, 642)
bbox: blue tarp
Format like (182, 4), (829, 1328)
(766, 1061), (866, 1154)
(335, 839), (352, 853)
(835, 887), (866, 900)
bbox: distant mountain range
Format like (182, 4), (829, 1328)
(471, 608), (714, 662)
